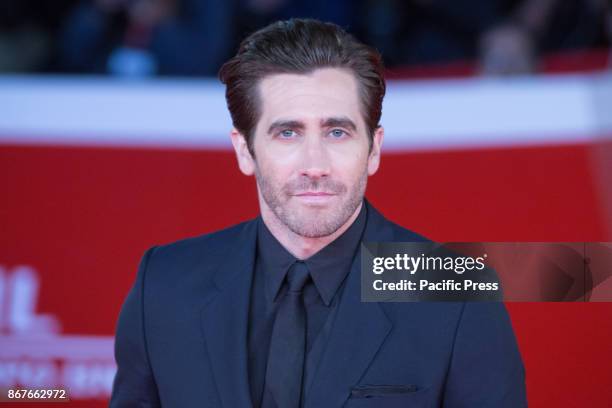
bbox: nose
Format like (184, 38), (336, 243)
(298, 135), (331, 179)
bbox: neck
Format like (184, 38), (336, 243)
(259, 198), (363, 260)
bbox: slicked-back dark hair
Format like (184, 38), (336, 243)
(218, 18), (386, 155)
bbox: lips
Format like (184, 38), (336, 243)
(292, 192), (338, 205)
(294, 192), (336, 196)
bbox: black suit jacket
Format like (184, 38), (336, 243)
(111, 201), (527, 407)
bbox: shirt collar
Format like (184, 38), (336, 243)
(257, 202), (367, 306)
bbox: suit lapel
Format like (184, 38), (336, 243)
(305, 202), (395, 408)
(200, 219), (258, 408)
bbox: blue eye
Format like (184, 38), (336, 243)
(280, 129), (297, 138)
(329, 129), (347, 138)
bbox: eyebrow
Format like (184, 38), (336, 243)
(321, 117), (357, 132)
(267, 120), (305, 135)
(267, 117), (357, 135)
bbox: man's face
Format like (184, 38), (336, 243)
(232, 68), (383, 238)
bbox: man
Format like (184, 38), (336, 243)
(111, 19), (527, 407)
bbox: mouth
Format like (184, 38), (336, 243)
(294, 192), (336, 197)
(292, 191), (338, 205)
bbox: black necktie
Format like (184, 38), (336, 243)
(264, 261), (310, 408)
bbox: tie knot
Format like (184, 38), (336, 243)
(286, 261), (310, 293)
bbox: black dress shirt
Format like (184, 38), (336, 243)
(247, 202), (367, 407)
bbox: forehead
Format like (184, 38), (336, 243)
(256, 68), (364, 130)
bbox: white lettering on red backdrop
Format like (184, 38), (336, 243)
(0, 265), (116, 399)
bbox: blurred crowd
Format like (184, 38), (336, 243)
(1, 0), (611, 77)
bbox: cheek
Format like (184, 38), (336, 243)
(256, 152), (294, 184)
(335, 141), (369, 165)
(331, 150), (369, 182)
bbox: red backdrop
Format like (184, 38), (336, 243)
(1, 140), (611, 407)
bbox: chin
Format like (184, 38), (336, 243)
(291, 213), (348, 237)
(297, 202), (333, 210)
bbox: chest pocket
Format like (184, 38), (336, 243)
(344, 385), (429, 408)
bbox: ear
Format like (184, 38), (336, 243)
(230, 129), (255, 176)
(367, 126), (384, 175)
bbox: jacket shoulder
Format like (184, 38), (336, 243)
(388, 220), (430, 242)
(152, 218), (255, 260)
(141, 218), (257, 290)
(366, 203), (430, 242)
